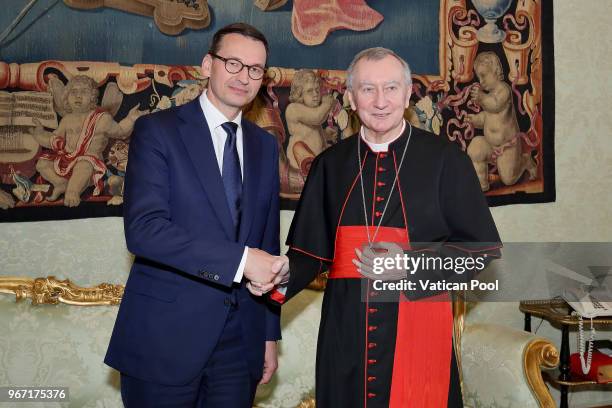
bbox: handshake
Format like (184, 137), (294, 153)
(243, 248), (289, 296)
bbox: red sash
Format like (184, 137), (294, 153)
(330, 225), (453, 408)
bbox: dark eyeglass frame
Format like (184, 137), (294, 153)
(209, 53), (266, 80)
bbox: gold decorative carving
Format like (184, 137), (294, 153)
(523, 338), (559, 408)
(0, 276), (124, 306)
(306, 272), (328, 291)
(452, 291), (467, 392)
(295, 397), (315, 408)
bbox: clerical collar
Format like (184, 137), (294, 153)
(360, 120), (406, 152)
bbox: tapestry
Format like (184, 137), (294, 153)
(0, 0), (554, 221)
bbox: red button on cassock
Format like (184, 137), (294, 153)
(379, 152), (387, 158)
(368, 308), (379, 314)
(377, 166), (386, 172)
(376, 196), (385, 202)
(367, 376), (377, 382)
(368, 359), (377, 365)
(377, 181), (386, 187)
(368, 325), (378, 332)
(375, 211), (383, 217)
(368, 342), (377, 349)
(368, 393), (377, 398)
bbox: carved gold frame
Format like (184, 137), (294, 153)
(524, 338), (559, 408)
(0, 276), (123, 306)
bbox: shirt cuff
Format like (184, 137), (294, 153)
(234, 246), (249, 283)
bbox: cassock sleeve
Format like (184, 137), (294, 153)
(286, 154), (336, 261)
(274, 154), (335, 303)
(403, 142), (502, 300)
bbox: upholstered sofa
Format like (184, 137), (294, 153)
(0, 278), (558, 408)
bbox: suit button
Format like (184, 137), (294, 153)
(224, 298), (231, 306)
(213, 275), (220, 281)
(198, 271), (206, 278)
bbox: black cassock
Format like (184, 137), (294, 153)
(277, 125), (501, 408)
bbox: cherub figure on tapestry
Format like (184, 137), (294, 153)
(29, 75), (147, 207)
(285, 69), (338, 176)
(466, 52), (536, 191)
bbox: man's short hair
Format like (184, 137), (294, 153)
(346, 47), (412, 90)
(208, 22), (269, 59)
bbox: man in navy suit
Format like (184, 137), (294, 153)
(105, 23), (283, 407)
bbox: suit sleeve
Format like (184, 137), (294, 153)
(261, 136), (281, 340)
(123, 116), (245, 287)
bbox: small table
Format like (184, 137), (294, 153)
(519, 299), (612, 408)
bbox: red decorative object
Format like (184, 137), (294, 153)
(292, 0), (383, 46)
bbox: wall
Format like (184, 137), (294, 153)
(469, 1), (612, 405)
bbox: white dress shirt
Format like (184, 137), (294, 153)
(199, 91), (249, 283)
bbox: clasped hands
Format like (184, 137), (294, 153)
(353, 242), (407, 281)
(244, 248), (289, 296)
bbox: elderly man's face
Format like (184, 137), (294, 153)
(347, 55), (411, 141)
(201, 33), (267, 119)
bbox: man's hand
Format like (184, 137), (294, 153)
(272, 255), (290, 285)
(259, 340), (278, 384)
(244, 248), (279, 286)
(246, 255), (289, 296)
(353, 242), (407, 281)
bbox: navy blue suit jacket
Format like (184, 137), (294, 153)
(105, 99), (281, 386)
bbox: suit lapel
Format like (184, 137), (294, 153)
(177, 99), (235, 241)
(238, 120), (262, 243)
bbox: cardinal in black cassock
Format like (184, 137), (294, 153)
(267, 48), (501, 408)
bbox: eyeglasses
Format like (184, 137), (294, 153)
(209, 53), (266, 80)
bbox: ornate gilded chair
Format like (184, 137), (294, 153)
(454, 296), (560, 408)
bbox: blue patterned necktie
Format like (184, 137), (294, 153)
(221, 122), (242, 239)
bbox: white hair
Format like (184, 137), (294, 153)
(346, 47), (412, 90)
